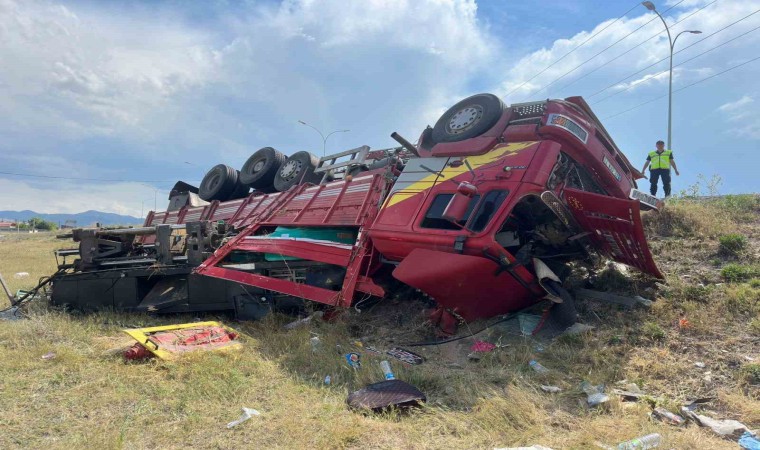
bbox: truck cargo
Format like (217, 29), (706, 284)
(46, 93), (663, 334)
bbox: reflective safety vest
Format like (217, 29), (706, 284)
(649, 149), (672, 170)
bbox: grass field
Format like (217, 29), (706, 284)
(0, 196), (758, 449)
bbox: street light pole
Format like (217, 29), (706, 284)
(642, 2), (701, 151)
(297, 120), (350, 156)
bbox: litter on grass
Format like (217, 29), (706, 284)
(226, 407), (261, 429)
(580, 381), (609, 407)
(386, 347), (424, 365)
(122, 321), (242, 360)
(540, 385), (562, 393)
(680, 408), (751, 439)
(347, 379), (426, 411)
(494, 446), (554, 450)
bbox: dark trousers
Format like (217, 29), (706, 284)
(649, 168), (671, 196)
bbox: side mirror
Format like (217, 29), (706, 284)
(442, 182), (478, 224)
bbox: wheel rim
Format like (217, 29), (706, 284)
(252, 159), (266, 173)
(280, 160), (302, 181)
(447, 105), (483, 134)
(207, 173), (221, 190)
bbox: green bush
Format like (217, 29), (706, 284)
(724, 284), (760, 315)
(721, 264), (760, 282)
(718, 233), (747, 255)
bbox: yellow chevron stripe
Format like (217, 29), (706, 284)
(385, 141), (537, 208)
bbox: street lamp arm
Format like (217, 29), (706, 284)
(298, 120), (326, 142)
(651, 9), (673, 49)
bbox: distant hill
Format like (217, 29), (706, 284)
(0, 210), (143, 227)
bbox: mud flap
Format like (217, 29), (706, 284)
(563, 188), (663, 278)
(392, 248), (537, 322)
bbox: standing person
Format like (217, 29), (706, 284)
(641, 140), (679, 197)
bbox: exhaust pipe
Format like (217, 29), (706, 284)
(391, 132), (420, 157)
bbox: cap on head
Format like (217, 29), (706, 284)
(656, 140), (664, 146)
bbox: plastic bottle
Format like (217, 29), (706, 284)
(529, 360), (549, 374)
(616, 433), (661, 449)
(380, 360), (395, 380)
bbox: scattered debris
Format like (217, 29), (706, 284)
(347, 379), (426, 411)
(470, 341), (496, 353)
(226, 407), (261, 429)
(386, 347), (424, 365)
(694, 361), (706, 369)
(615, 433), (661, 449)
(575, 288), (652, 309)
(324, 375), (331, 385)
(345, 352), (361, 369)
(310, 336), (321, 352)
(380, 360), (395, 380)
(364, 346), (382, 355)
(494, 445), (554, 450)
(561, 323), (595, 336)
(518, 314), (541, 336)
(13, 272), (29, 279)
(540, 385), (562, 393)
(41, 352), (56, 360)
(0, 306), (22, 321)
(677, 318), (691, 330)
(529, 360), (549, 374)
(651, 407), (685, 426)
(680, 408), (751, 439)
(122, 321), (241, 360)
(124, 343), (154, 360)
(580, 381), (609, 407)
(283, 311), (324, 330)
(739, 431), (760, 450)
(612, 383), (646, 402)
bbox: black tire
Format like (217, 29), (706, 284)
(431, 93), (504, 143)
(544, 279), (578, 329)
(273, 151), (321, 192)
(229, 173), (251, 199)
(239, 147), (286, 191)
(199, 164), (239, 201)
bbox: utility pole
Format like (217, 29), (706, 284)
(642, 2), (701, 151)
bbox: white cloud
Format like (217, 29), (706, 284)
(0, 0), (219, 140)
(718, 95), (760, 140)
(718, 95), (753, 112)
(0, 0), (497, 214)
(496, 0), (760, 103)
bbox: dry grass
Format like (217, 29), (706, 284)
(0, 232), (70, 301)
(0, 200), (758, 449)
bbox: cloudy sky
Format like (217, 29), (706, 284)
(0, 0), (758, 217)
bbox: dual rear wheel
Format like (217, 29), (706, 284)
(199, 148), (322, 201)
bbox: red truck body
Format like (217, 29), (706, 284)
(134, 94), (662, 330)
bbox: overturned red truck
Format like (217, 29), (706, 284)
(50, 94), (663, 333)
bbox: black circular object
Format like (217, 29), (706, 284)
(239, 147), (286, 191)
(431, 93), (504, 143)
(273, 151), (321, 192)
(199, 164), (239, 201)
(228, 173), (251, 200)
(544, 279), (578, 329)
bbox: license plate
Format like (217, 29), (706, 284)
(630, 188), (659, 210)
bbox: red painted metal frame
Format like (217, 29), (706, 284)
(563, 188), (663, 278)
(195, 173), (392, 308)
